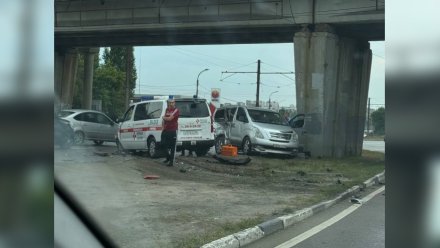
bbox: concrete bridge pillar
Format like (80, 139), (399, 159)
(55, 48), (78, 109)
(82, 48), (99, 109)
(293, 25), (372, 157)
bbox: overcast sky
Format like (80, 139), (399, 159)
(133, 41), (385, 108)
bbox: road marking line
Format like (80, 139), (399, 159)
(274, 186), (385, 248)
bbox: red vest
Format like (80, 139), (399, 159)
(163, 107), (179, 131)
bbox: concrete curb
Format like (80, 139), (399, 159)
(201, 170), (385, 248)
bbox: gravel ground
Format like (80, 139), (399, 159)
(55, 142), (383, 247)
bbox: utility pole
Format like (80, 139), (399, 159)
(367, 97), (371, 134)
(221, 60), (293, 107)
(256, 60), (261, 107)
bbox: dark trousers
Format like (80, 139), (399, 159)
(161, 130), (177, 162)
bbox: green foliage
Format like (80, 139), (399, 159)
(371, 107), (385, 135)
(73, 47), (137, 120)
(93, 64), (126, 120)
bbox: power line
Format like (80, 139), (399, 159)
(138, 83), (194, 87)
(261, 61), (295, 73)
(221, 60), (294, 107)
(173, 47), (243, 66)
(164, 47), (226, 69)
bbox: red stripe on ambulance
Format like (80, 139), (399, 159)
(119, 126), (163, 133)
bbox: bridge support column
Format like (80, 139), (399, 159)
(55, 48), (78, 109)
(82, 48), (99, 109)
(293, 25), (372, 157)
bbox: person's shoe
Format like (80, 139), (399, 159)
(167, 161), (174, 167)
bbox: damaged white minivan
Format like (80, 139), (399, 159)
(213, 105), (299, 156)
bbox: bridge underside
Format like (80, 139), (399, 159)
(54, 0), (384, 157)
(55, 22), (383, 48)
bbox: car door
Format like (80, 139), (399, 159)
(96, 113), (117, 141)
(119, 105), (135, 149)
(227, 107), (241, 145)
(230, 107), (248, 145)
(132, 102), (149, 149)
(289, 114), (306, 148)
(81, 112), (101, 140)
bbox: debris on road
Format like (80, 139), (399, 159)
(144, 175), (160, 180)
(350, 197), (363, 204)
(94, 151), (111, 157)
(213, 154), (251, 165)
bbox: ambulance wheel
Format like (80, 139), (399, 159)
(74, 131), (84, 145)
(242, 136), (252, 155)
(148, 137), (158, 158)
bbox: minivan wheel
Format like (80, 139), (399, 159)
(215, 136), (225, 154)
(242, 137), (252, 155)
(74, 131), (85, 145)
(148, 138), (158, 158)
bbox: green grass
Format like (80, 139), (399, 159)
(177, 151), (385, 247)
(176, 216), (264, 248)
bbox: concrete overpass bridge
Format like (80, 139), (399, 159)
(55, 0), (384, 157)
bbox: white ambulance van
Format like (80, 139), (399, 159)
(117, 96), (215, 158)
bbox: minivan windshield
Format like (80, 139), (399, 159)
(247, 109), (286, 125)
(175, 100), (209, 118)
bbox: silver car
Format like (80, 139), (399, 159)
(213, 106), (299, 155)
(58, 109), (118, 145)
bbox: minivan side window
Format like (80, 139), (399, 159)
(236, 107), (248, 122)
(134, 103), (149, 121)
(226, 108), (237, 122)
(147, 102), (163, 119)
(214, 109), (225, 122)
(123, 106), (135, 122)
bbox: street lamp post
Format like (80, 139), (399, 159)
(269, 91), (279, 109)
(196, 68), (209, 98)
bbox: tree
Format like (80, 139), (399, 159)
(72, 47), (137, 120)
(371, 107), (385, 135)
(103, 47), (137, 92)
(93, 64), (126, 120)
(103, 47), (137, 107)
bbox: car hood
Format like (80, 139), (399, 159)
(253, 122), (293, 133)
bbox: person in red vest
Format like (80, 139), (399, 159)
(161, 98), (180, 166)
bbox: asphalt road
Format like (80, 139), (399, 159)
(245, 186), (385, 248)
(243, 142), (385, 248)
